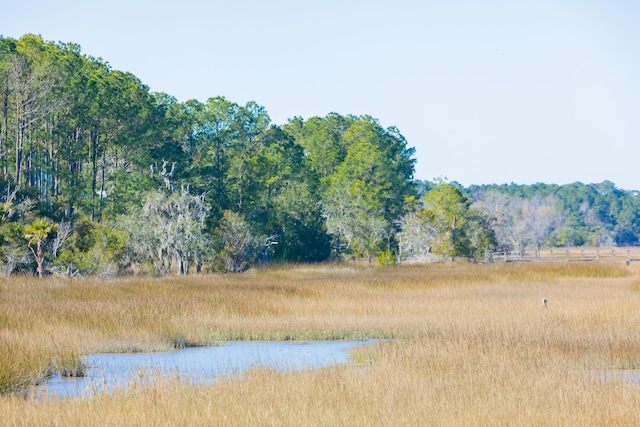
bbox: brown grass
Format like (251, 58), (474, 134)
(1, 262), (640, 425)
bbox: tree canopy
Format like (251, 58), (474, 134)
(1, 34), (639, 275)
(0, 34), (416, 275)
(468, 181), (640, 253)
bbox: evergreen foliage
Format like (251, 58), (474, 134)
(0, 34), (638, 274)
(468, 181), (640, 252)
(0, 34), (415, 274)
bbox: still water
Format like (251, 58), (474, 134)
(33, 340), (375, 399)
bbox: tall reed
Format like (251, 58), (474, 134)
(1, 262), (640, 425)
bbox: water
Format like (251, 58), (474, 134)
(31, 340), (376, 399)
(592, 369), (640, 384)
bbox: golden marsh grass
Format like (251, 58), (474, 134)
(2, 262), (640, 425)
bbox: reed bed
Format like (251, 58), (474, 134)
(1, 262), (640, 425)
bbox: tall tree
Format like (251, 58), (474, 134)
(6, 35), (63, 186)
(284, 113), (351, 179)
(287, 114), (415, 260)
(324, 140), (403, 259)
(187, 96), (240, 216)
(226, 101), (270, 212)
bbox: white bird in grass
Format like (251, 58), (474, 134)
(542, 297), (548, 308)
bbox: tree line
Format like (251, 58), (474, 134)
(399, 180), (640, 262)
(1, 34), (638, 276)
(0, 34), (417, 276)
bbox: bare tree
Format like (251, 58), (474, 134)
(473, 191), (563, 255)
(0, 244), (29, 278)
(398, 210), (439, 260)
(51, 221), (72, 258)
(523, 195), (564, 255)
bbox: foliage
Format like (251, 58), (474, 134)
(400, 180), (496, 260)
(2, 33), (640, 275)
(54, 219), (127, 277)
(376, 249), (397, 265)
(120, 187), (208, 275)
(215, 210), (262, 273)
(470, 181), (640, 251)
(287, 114), (416, 260)
(2, 29), (349, 274)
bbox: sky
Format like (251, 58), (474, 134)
(2, 1), (640, 189)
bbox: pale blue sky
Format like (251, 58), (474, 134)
(2, 1), (640, 189)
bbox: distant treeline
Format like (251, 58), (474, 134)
(468, 181), (640, 248)
(398, 180), (640, 262)
(0, 34), (637, 276)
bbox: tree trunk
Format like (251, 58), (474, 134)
(15, 115), (24, 185)
(90, 129), (99, 221)
(29, 239), (46, 278)
(1, 78), (8, 176)
(36, 239), (45, 277)
(451, 215), (457, 261)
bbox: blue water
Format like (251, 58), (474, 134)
(32, 340), (376, 399)
(592, 369), (640, 384)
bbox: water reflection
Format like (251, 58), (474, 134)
(33, 340), (376, 399)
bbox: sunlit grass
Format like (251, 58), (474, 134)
(1, 261), (640, 425)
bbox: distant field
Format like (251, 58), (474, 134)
(1, 262), (640, 426)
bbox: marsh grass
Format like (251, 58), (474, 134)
(2, 262), (640, 425)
